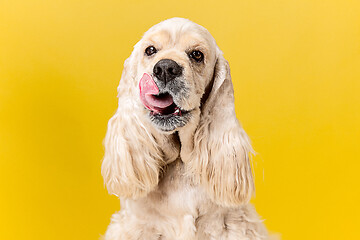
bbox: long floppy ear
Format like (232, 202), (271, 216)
(101, 53), (164, 199)
(189, 49), (254, 207)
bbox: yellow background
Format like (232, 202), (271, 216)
(1, 0), (359, 239)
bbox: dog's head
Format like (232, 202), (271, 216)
(123, 18), (219, 132)
(102, 18), (254, 206)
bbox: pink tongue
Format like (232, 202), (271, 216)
(139, 73), (174, 111)
(145, 94), (174, 108)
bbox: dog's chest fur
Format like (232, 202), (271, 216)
(106, 159), (267, 240)
(121, 159), (205, 239)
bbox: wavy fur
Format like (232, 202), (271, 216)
(101, 17), (268, 240)
(182, 50), (254, 206)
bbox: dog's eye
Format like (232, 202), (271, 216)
(189, 50), (204, 62)
(145, 46), (157, 56)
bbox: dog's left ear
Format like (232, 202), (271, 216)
(188, 48), (254, 207)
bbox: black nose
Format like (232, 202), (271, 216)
(153, 59), (182, 84)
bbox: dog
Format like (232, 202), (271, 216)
(101, 17), (268, 240)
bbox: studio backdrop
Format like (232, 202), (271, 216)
(1, 0), (359, 239)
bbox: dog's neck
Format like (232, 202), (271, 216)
(151, 130), (181, 165)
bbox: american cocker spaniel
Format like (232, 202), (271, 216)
(102, 17), (268, 240)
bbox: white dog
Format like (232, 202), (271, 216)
(101, 17), (268, 240)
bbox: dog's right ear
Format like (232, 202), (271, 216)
(101, 52), (164, 199)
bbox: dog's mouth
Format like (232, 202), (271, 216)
(139, 73), (188, 116)
(146, 93), (189, 116)
(139, 73), (190, 131)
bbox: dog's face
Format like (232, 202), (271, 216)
(132, 18), (218, 132)
(103, 18), (254, 205)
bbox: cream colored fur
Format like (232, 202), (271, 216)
(101, 18), (268, 240)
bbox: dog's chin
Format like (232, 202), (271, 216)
(148, 108), (192, 132)
(140, 89), (193, 132)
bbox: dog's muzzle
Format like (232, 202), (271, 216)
(139, 69), (191, 132)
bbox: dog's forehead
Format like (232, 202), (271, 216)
(144, 30), (206, 49)
(142, 18), (215, 50)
